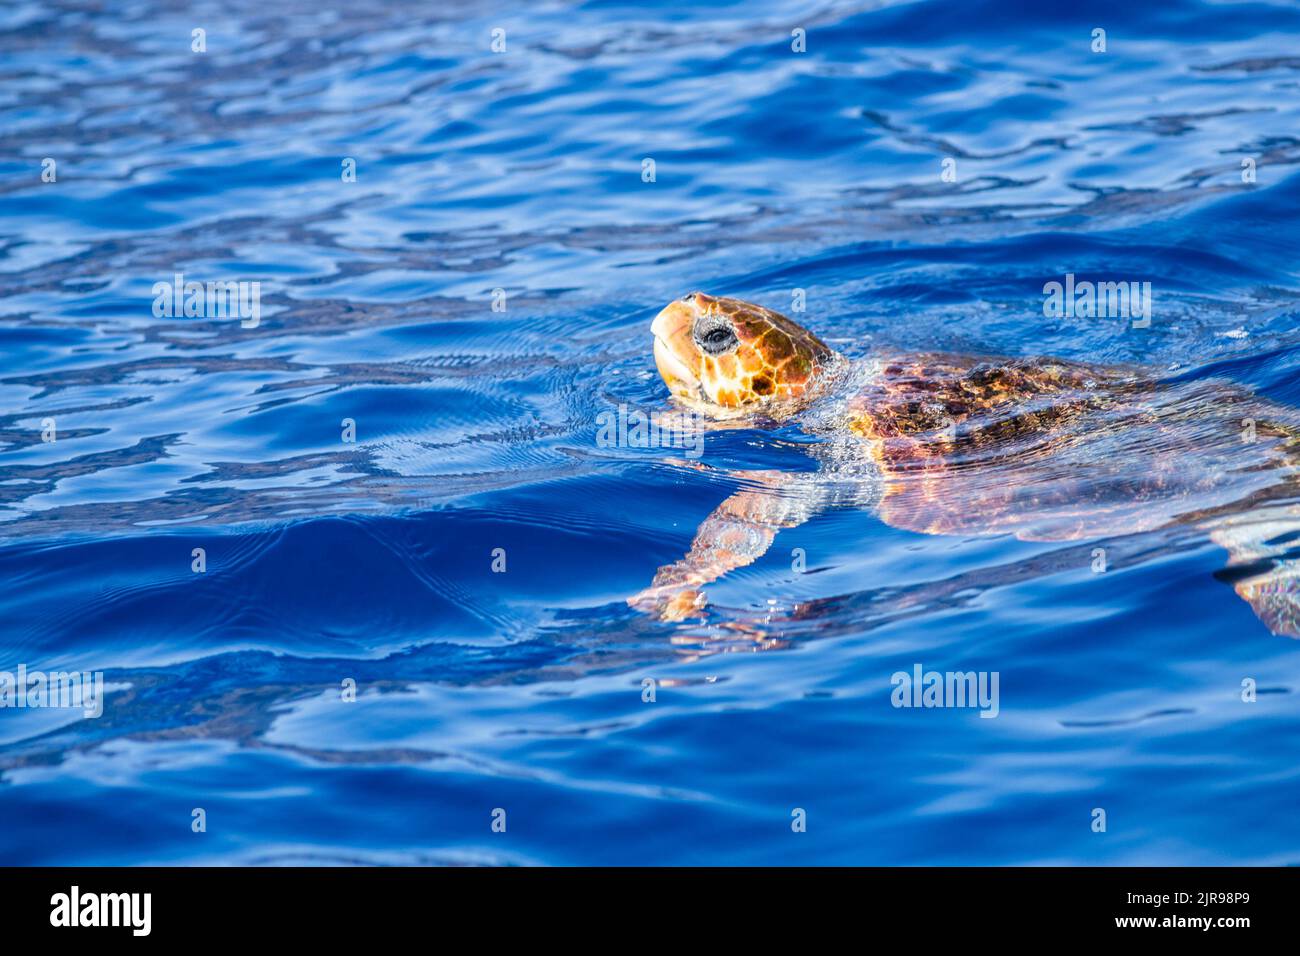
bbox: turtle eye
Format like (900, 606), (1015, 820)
(694, 320), (738, 355)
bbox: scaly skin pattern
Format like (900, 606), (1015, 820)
(635, 294), (1300, 634)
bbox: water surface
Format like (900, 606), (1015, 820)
(3, 0), (1300, 865)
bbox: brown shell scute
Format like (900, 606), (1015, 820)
(850, 353), (1300, 542)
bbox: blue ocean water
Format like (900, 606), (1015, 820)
(2, 0), (1300, 865)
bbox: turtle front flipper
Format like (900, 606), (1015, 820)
(628, 471), (822, 621)
(1209, 505), (1300, 638)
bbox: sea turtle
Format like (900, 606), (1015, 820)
(629, 292), (1300, 635)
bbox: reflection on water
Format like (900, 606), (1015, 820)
(3, 0), (1300, 864)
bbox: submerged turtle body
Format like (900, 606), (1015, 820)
(634, 293), (1300, 635)
(846, 350), (1298, 542)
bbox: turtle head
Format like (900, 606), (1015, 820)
(650, 293), (837, 417)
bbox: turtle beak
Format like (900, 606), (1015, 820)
(651, 300), (701, 399)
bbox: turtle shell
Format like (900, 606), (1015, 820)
(846, 353), (1300, 542)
